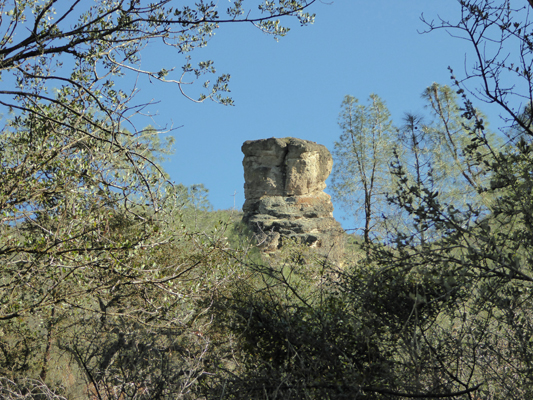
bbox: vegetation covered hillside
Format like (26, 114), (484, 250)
(3, 0), (533, 399)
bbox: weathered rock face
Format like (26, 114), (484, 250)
(242, 137), (344, 263)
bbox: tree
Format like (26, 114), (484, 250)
(395, 112), (436, 244)
(357, 1), (533, 397)
(420, 83), (489, 204)
(219, 1), (533, 397)
(332, 84), (494, 243)
(203, 2), (533, 399)
(0, 0), (318, 396)
(205, 230), (486, 399)
(331, 94), (396, 243)
(422, 0), (533, 135)
(392, 84), (496, 243)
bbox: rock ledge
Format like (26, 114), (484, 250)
(242, 137), (344, 263)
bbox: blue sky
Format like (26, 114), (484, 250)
(132, 1), (503, 230)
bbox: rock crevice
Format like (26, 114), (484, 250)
(242, 137), (344, 263)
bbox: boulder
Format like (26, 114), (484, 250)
(242, 137), (344, 264)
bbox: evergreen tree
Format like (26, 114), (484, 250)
(332, 84), (495, 242)
(331, 94), (396, 242)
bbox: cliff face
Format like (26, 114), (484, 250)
(242, 137), (344, 263)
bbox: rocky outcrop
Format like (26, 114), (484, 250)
(242, 137), (344, 264)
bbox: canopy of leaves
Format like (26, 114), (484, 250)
(0, 0), (317, 397)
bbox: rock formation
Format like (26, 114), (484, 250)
(242, 137), (344, 263)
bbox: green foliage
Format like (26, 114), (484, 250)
(331, 94), (396, 243)
(332, 84), (498, 243)
(6, 1), (533, 399)
(203, 238), (481, 399)
(365, 95), (533, 398)
(419, 84), (491, 205)
(201, 3), (533, 398)
(0, 0), (318, 397)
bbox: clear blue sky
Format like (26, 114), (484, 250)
(131, 1), (502, 230)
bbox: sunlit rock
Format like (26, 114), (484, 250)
(242, 137), (344, 264)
